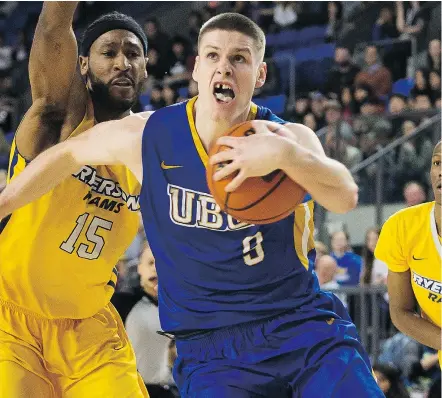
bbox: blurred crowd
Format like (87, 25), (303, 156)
(0, 1), (440, 397)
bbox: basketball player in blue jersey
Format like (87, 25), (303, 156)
(0, 13), (384, 398)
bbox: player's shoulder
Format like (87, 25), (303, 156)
(386, 202), (434, 226)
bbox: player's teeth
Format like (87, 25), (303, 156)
(222, 84), (230, 90)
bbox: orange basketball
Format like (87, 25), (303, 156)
(207, 121), (306, 224)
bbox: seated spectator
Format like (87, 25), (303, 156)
(361, 227), (382, 285)
(395, 1), (424, 39)
(410, 68), (431, 98)
(360, 97), (385, 115)
(429, 70), (440, 104)
(309, 92), (326, 129)
(125, 244), (178, 398)
(319, 99), (355, 145)
(150, 84), (166, 110)
(377, 334), (422, 387)
(187, 10), (203, 43)
(417, 38), (441, 74)
(409, 347), (441, 385)
(163, 85), (179, 106)
(353, 83), (375, 114)
(146, 47), (168, 82)
(372, 6), (399, 41)
(389, 94), (407, 114)
(303, 112), (317, 132)
(403, 181), (426, 207)
(325, 130), (362, 171)
(325, 1), (343, 42)
(272, 1), (298, 31)
(163, 36), (192, 89)
(340, 86), (356, 122)
(410, 93), (432, 111)
(314, 241), (329, 261)
(330, 231), (362, 287)
(355, 45), (392, 97)
(286, 93), (310, 123)
(373, 363), (410, 398)
(315, 254), (347, 307)
(144, 17), (171, 59)
(325, 46), (360, 98)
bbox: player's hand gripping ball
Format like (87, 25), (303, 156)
(207, 121), (306, 224)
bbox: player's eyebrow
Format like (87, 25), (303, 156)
(204, 45), (252, 55)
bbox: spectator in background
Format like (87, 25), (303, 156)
(325, 131), (362, 171)
(424, 39), (441, 73)
(163, 36), (192, 88)
(187, 10), (203, 43)
(409, 93), (432, 111)
(360, 97), (385, 115)
(150, 84), (166, 110)
(340, 86), (356, 122)
(396, 120), (433, 184)
(286, 93), (309, 123)
(163, 85), (178, 106)
(325, 46), (360, 98)
(314, 241), (329, 261)
(389, 93), (407, 114)
(315, 255), (347, 307)
(355, 46), (392, 97)
(361, 227), (380, 285)
(0, 33), (13, 77)
(125, 244), (178, 398)
(303, 112), (317, 132)
(395, 1), (424, 39)
(372, 363), (410, 398)
(144, 17), (171, 59)
(330, 231), (362, 287)
(309, 92), (326, 129)
(353, 83), (375, 114)
(410, 68), (430, 98)
(372, 6), (399, 41)
(403, 181), (426, 207)
(272, 1), (298, 31)
(146, 47), (168, 82)
(429, 70), (441, 104)
(325, 1), (342, 43)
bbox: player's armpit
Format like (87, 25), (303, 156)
(0, 114), (147, 221)
(388, 270), (442, 351)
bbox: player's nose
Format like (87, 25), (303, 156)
(216, 57), (232, 77)
(114, 53), (131, 71)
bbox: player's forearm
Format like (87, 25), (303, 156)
(390, 308), (442, 351)
(0, 143), (80, 220)
(280, 144), (358, 213)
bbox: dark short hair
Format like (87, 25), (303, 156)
(198, 13), (265, 58)
(390, 93), (407, 102)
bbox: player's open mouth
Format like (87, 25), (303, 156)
(213, 83), (235, 103)
(112, 77), (134, 87)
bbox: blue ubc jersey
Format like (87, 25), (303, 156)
(140, 97), (319, 333)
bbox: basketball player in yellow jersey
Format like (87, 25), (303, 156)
(0, 2), (149, 397)
(375, 141), (442, 364)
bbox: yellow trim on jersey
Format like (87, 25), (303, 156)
(7, 139), (27, 183)
(186, 97), (258, 167)
(293, 200), (315, 270)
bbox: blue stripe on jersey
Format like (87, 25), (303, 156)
(140, 99), (319, 333)
(8, 144), (20, 181)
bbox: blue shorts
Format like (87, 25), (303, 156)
(173, 291), (384, 398)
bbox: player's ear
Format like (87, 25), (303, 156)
(192, 55), (200, 82)
(79, 55), (89, 78)
(255, 62), (267, 89)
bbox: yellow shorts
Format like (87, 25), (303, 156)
(0, 298), (149, 398)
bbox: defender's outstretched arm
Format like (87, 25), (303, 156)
(0, 114), (149, 220)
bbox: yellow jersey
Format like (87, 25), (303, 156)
(0, 102), (141, 319)
(375, 202), (441, 361)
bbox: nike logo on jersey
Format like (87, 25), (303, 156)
(413, 255), (426, 260)
(161, 161), (183, 170)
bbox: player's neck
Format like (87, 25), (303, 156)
(435, 203), (441, 237)
(92, 102), (131, 123)
(194, 100), (251, 152)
